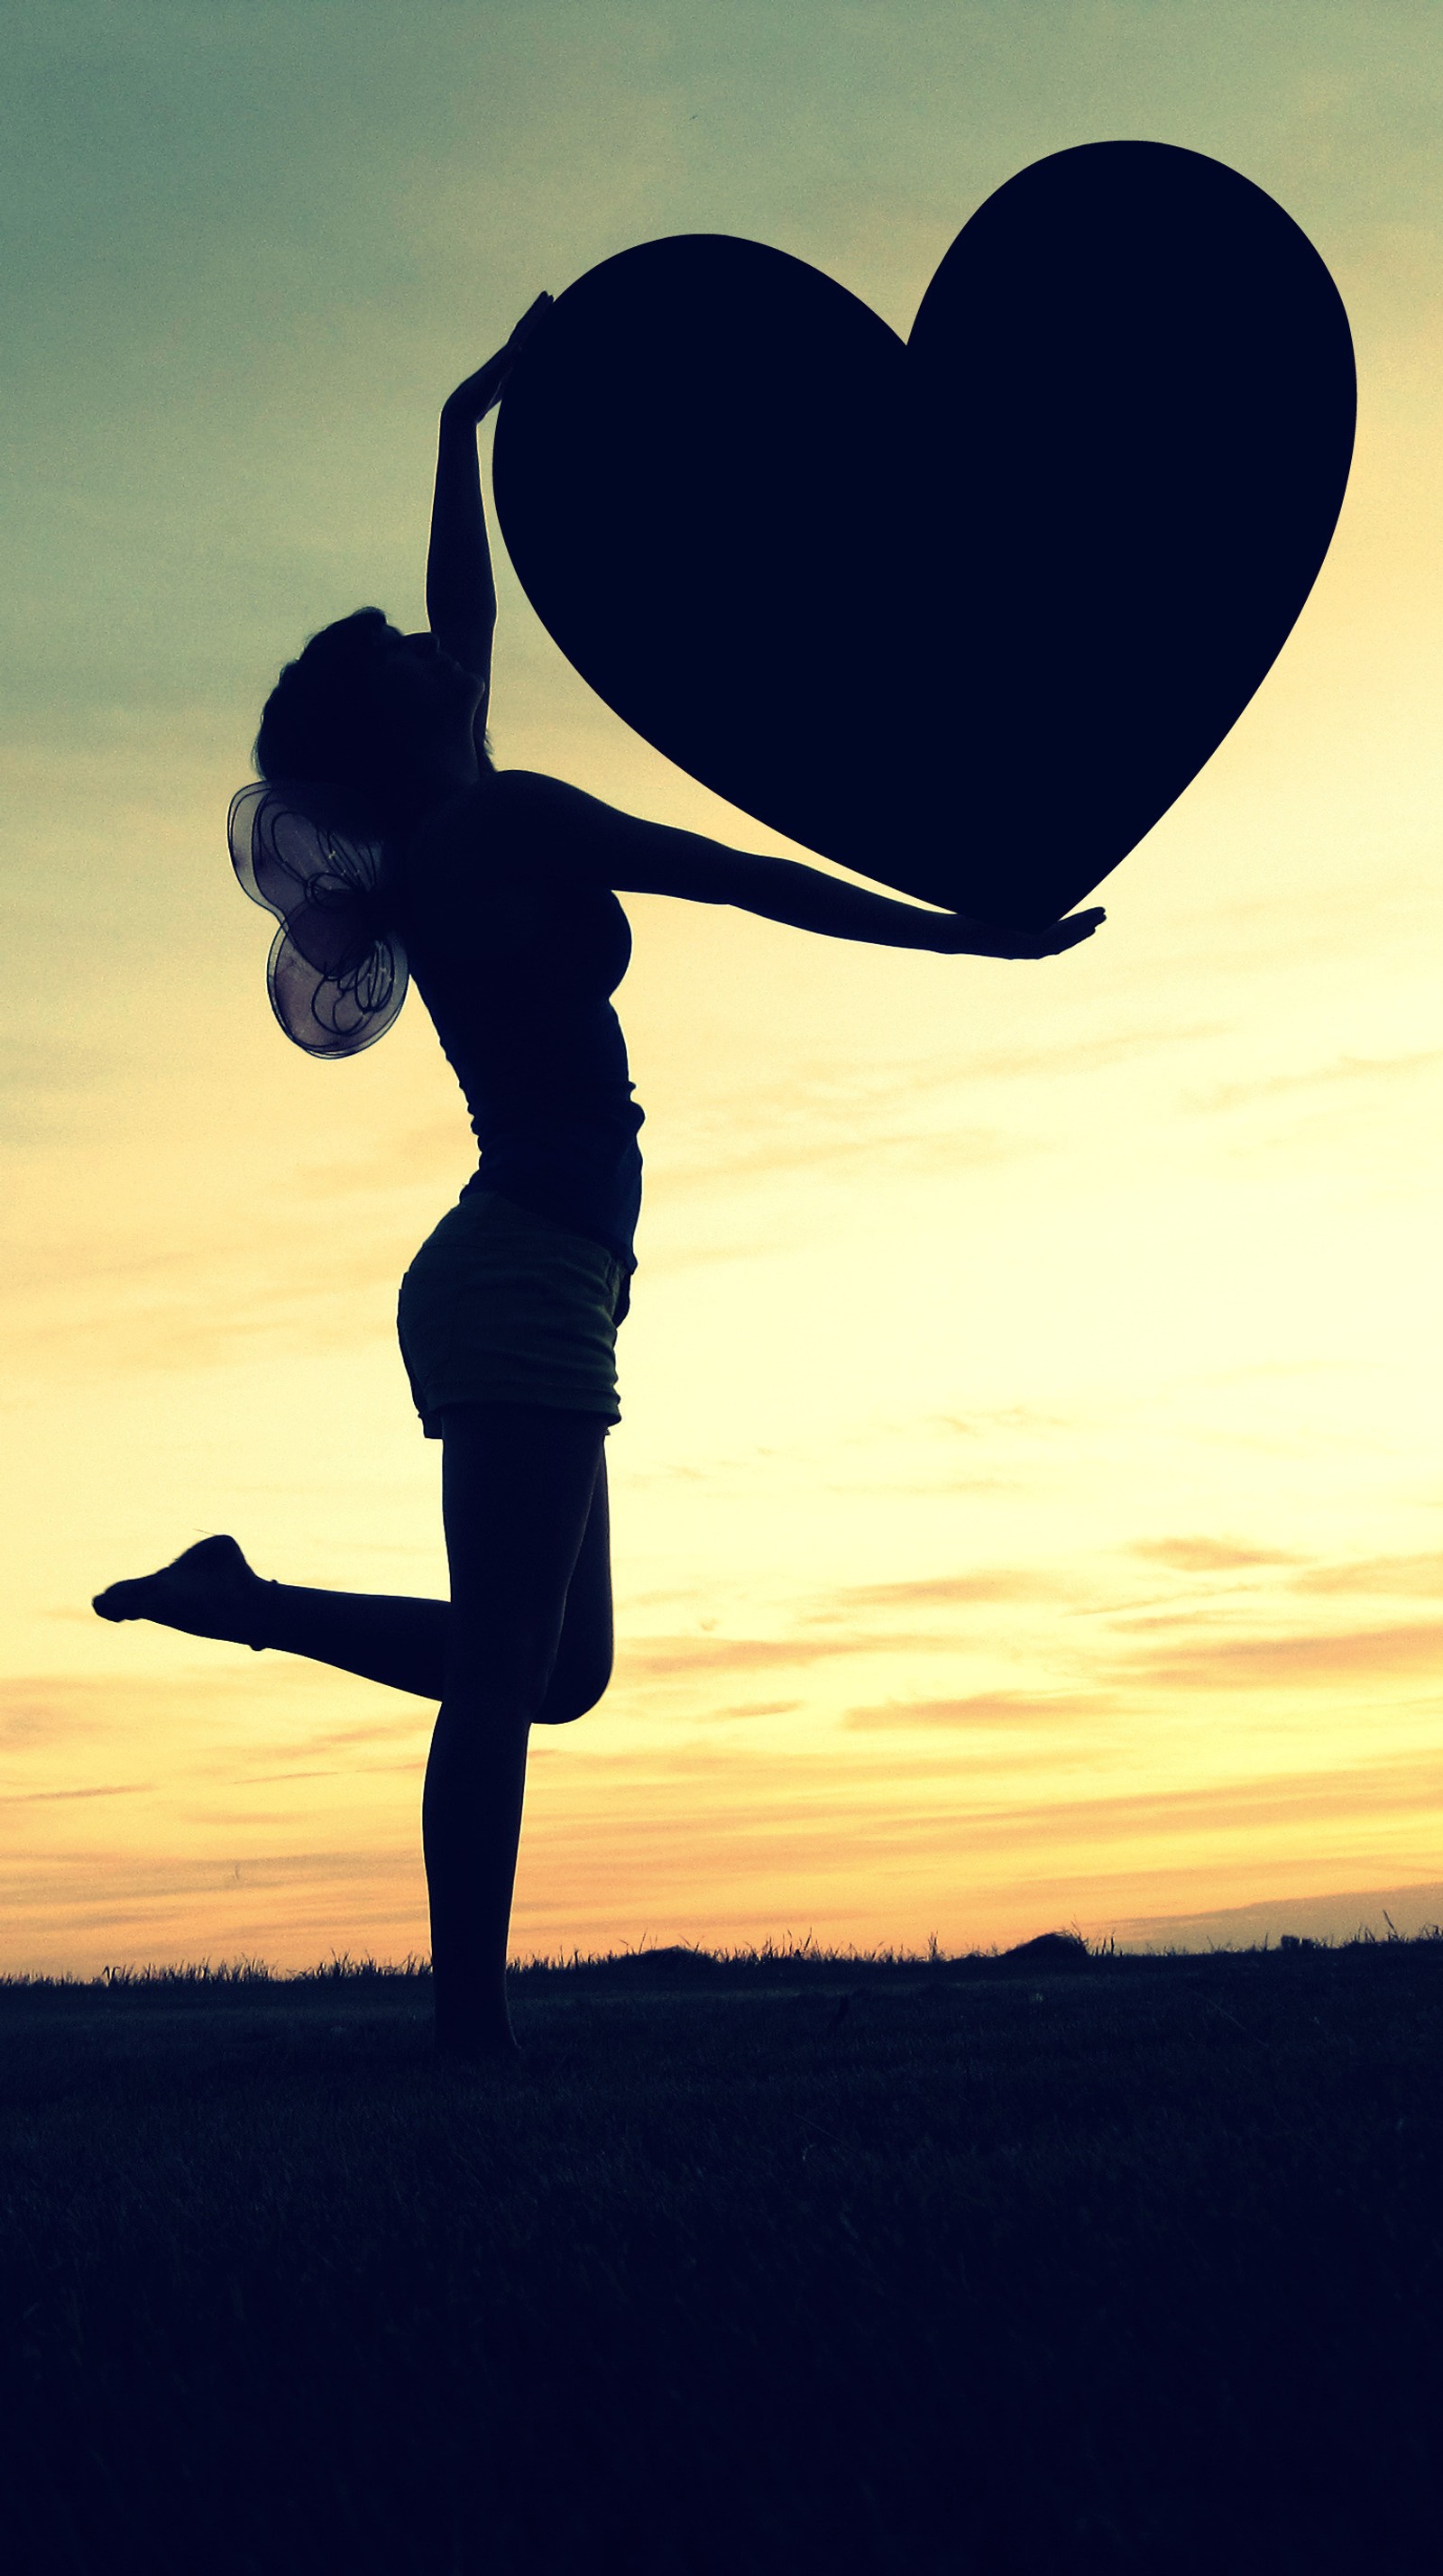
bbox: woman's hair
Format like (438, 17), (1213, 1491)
(254, 608), (426, 839)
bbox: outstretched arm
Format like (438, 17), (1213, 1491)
(620, 840), (1105, 958)
(495, 771), (1105, 959)
(427, 296), (553, 752)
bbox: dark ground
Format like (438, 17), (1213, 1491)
(2, 1931), (1440, 2575)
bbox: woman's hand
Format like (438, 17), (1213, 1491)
(442, 293), (555, 426)
(931, 904), (1106, 958)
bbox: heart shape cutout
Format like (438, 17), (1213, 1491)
(494, 142), (1354, 926)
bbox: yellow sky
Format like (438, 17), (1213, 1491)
(4, 2), (1443, 1969)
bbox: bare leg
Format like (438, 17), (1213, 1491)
(91, 1459), (613, 1723)
(426, 1402), (609, 2058)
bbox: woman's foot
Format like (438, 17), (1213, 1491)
(93, 1534), (269, 1649)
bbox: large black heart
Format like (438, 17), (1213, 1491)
(493, 142), (1355, 927)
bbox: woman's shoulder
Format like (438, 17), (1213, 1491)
(396, 770), (600, 952)
(467, 769), (642, 891)
(484, 767), (620, 841)
(396, 769), (631, 933)
(410, 766), (593, 860)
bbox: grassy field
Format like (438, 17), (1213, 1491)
(3, 1930), (1440, 2574)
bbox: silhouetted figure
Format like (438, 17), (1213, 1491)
(95, 297), (1099, 2061)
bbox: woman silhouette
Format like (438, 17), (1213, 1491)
(95, 298), (1102, 2059)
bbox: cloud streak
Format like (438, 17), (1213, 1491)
(1290, 1554), (1443, 1600)
(846, 1690), (1110, 1728)
(1120, 1619), (1443, 1691)
(825, 1567), (1072, 1611)
(612, 1630), (958, 1685)
(1190, 1049), (1443, 1116)
(1128, 1536), (1304, 1573)
(0, 1781), (152, 1804)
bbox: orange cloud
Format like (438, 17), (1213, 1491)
(1290, 1554), (1443, 1599)
(611, 1630), (955, 1684)
(846, 1691), (1110, 1728)
(831, 1567), (1072, 1610)
(1120, 1620), (1443, 1691)
(1128, 1536), (1303, 1572)
(0, 1782), (153, 1803)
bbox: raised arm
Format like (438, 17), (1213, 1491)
(427, 296), (553, 753)
(496, 772), (1104, 959)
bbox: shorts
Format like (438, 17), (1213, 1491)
(397, 1188), (628, 1437)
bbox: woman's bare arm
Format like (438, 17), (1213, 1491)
(628, 841), (1105, 956)
(426, 410), (497, 708)
(494, 770), (1104, 958)
(427, 297), (553, 752)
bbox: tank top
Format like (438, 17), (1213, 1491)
(394, 772), (644, 1269)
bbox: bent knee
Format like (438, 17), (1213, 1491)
(537, 1653), (612, 1726)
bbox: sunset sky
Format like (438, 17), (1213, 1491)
(5, 0), (1443, 1974)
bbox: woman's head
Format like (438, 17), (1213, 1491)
(255, 609), (485, 839)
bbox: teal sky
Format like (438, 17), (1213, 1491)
(5, 2), (1443, 1970)
(5, 0), (1438, 732)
